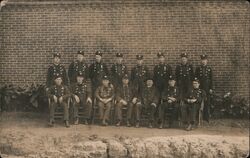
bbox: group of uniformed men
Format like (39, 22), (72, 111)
(46, 50), (213, 131)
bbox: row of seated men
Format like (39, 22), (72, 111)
(47, 51), (212, 130)
(47, 72), (206, 131)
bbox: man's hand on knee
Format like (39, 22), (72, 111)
(53, 95), (58, 103)
(74, 95), (80, 104)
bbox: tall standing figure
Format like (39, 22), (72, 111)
(68, 50), (89, 85)
(175, 53), (194, 99)
(89, 51), (109, 93)
(131, 55), (150, 96)
(153, 52), (172, 101)
(195, 54), (212, 122)
(110, 53), (128, 89)
(46, 52), (68, 89)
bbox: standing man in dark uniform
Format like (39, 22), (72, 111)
(71, 71), (92, 125)
(110, 53), (128, 89)
(153, 52), (172, 101)
(46, 52), (68, 89)
(131, 55), (150, 96)
(175, 53), (194, 99)
(47, 74), (71, 127)
(195, 54), (213, 122)
(159, 75), (179, 129)
(68, 50), (89, 85)
(89, 51), (109, 93)
(182, 77), (206, 131)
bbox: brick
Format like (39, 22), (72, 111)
(0, 0), (249, 99)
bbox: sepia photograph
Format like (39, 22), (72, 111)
(0, 0), (249, 157)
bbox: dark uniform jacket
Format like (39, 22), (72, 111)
(48, 85), (71, 100)
(111, 63), (128, 87)
(46, 64), (68, 87)
(131, 65), (150, 94)
(89, 62), (109, 88)
(141, 85), (159, 106)
(162, 86), (179, 103)
(68, 61), (89, 84)
(195, 65), (213, 93)
(153, 63), (172, 93)
(71, 82), (91, 101)
(116, 84), (136, 102)
(184, 88), (206, 105)
(95, 84), (115, 101)
(175, 63), (194, 97)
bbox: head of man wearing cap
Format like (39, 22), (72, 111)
(116, 53), (123, 64)
(168, 75), (176, 87)
(102, 75), (110, 87)
(95, 51), (102, 63)
(200, 54), (208, 66)
(77, 50), (84, 62)
(136, 55), (144, 66)
(157, 52), (165, 64)
(54, 75), (63, 86)
(76, 72), (85, 84)
(53, 52), (61, 65)
(180, 52), (188, 65)
(193, 77), (200, 89)
(122, 74), (129, 85)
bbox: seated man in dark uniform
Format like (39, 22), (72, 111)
(115, 74), (138, 127)
(182, 77), (206, 131)
(159, 75), (180, 129)
(71, 71), (92, 125)
(95, 75), (115, 126)
(47, 75), (71, 128)
(138, 77), (159, 128)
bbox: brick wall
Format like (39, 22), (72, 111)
(0, 0), (249, 98)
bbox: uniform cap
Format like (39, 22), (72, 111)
(95, 51), (102, 56)
(122, 74), (129, 79)
(77, 50), (84, 56)
(193, 77), (200, 83)
(157, 52), (165, 57)
(116, 53), (123, 57)
(200, 54), (208, 60)
(180, 52), (188, 58)
(136, 55), (143, 60)
(77, 71), (84, 77)
(102, 75), (109, 80)
(53, 52), (61, 58)
(168, 75), (176, 81)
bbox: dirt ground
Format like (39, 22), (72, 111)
(0, 112), (249, 158)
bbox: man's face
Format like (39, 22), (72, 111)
(95, 55), (102, 63)
(158, 56), (165, 63)
(77, 76), (84, 84)
(53, 57), (60, 65)
(102, 80), (109, 87)
(168, 80), (176, 87)
(146, 80), (153, 87)
(193, 81), (200, 89)
(137, 59), (143, 65)
(122, 78), (129, 85)
(181, 57), (188, 64)
(55, 77), (62, 85)
(116, 57), (123, 64)
(77, 54), (84, 62)
(201, 59), (208, 65)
